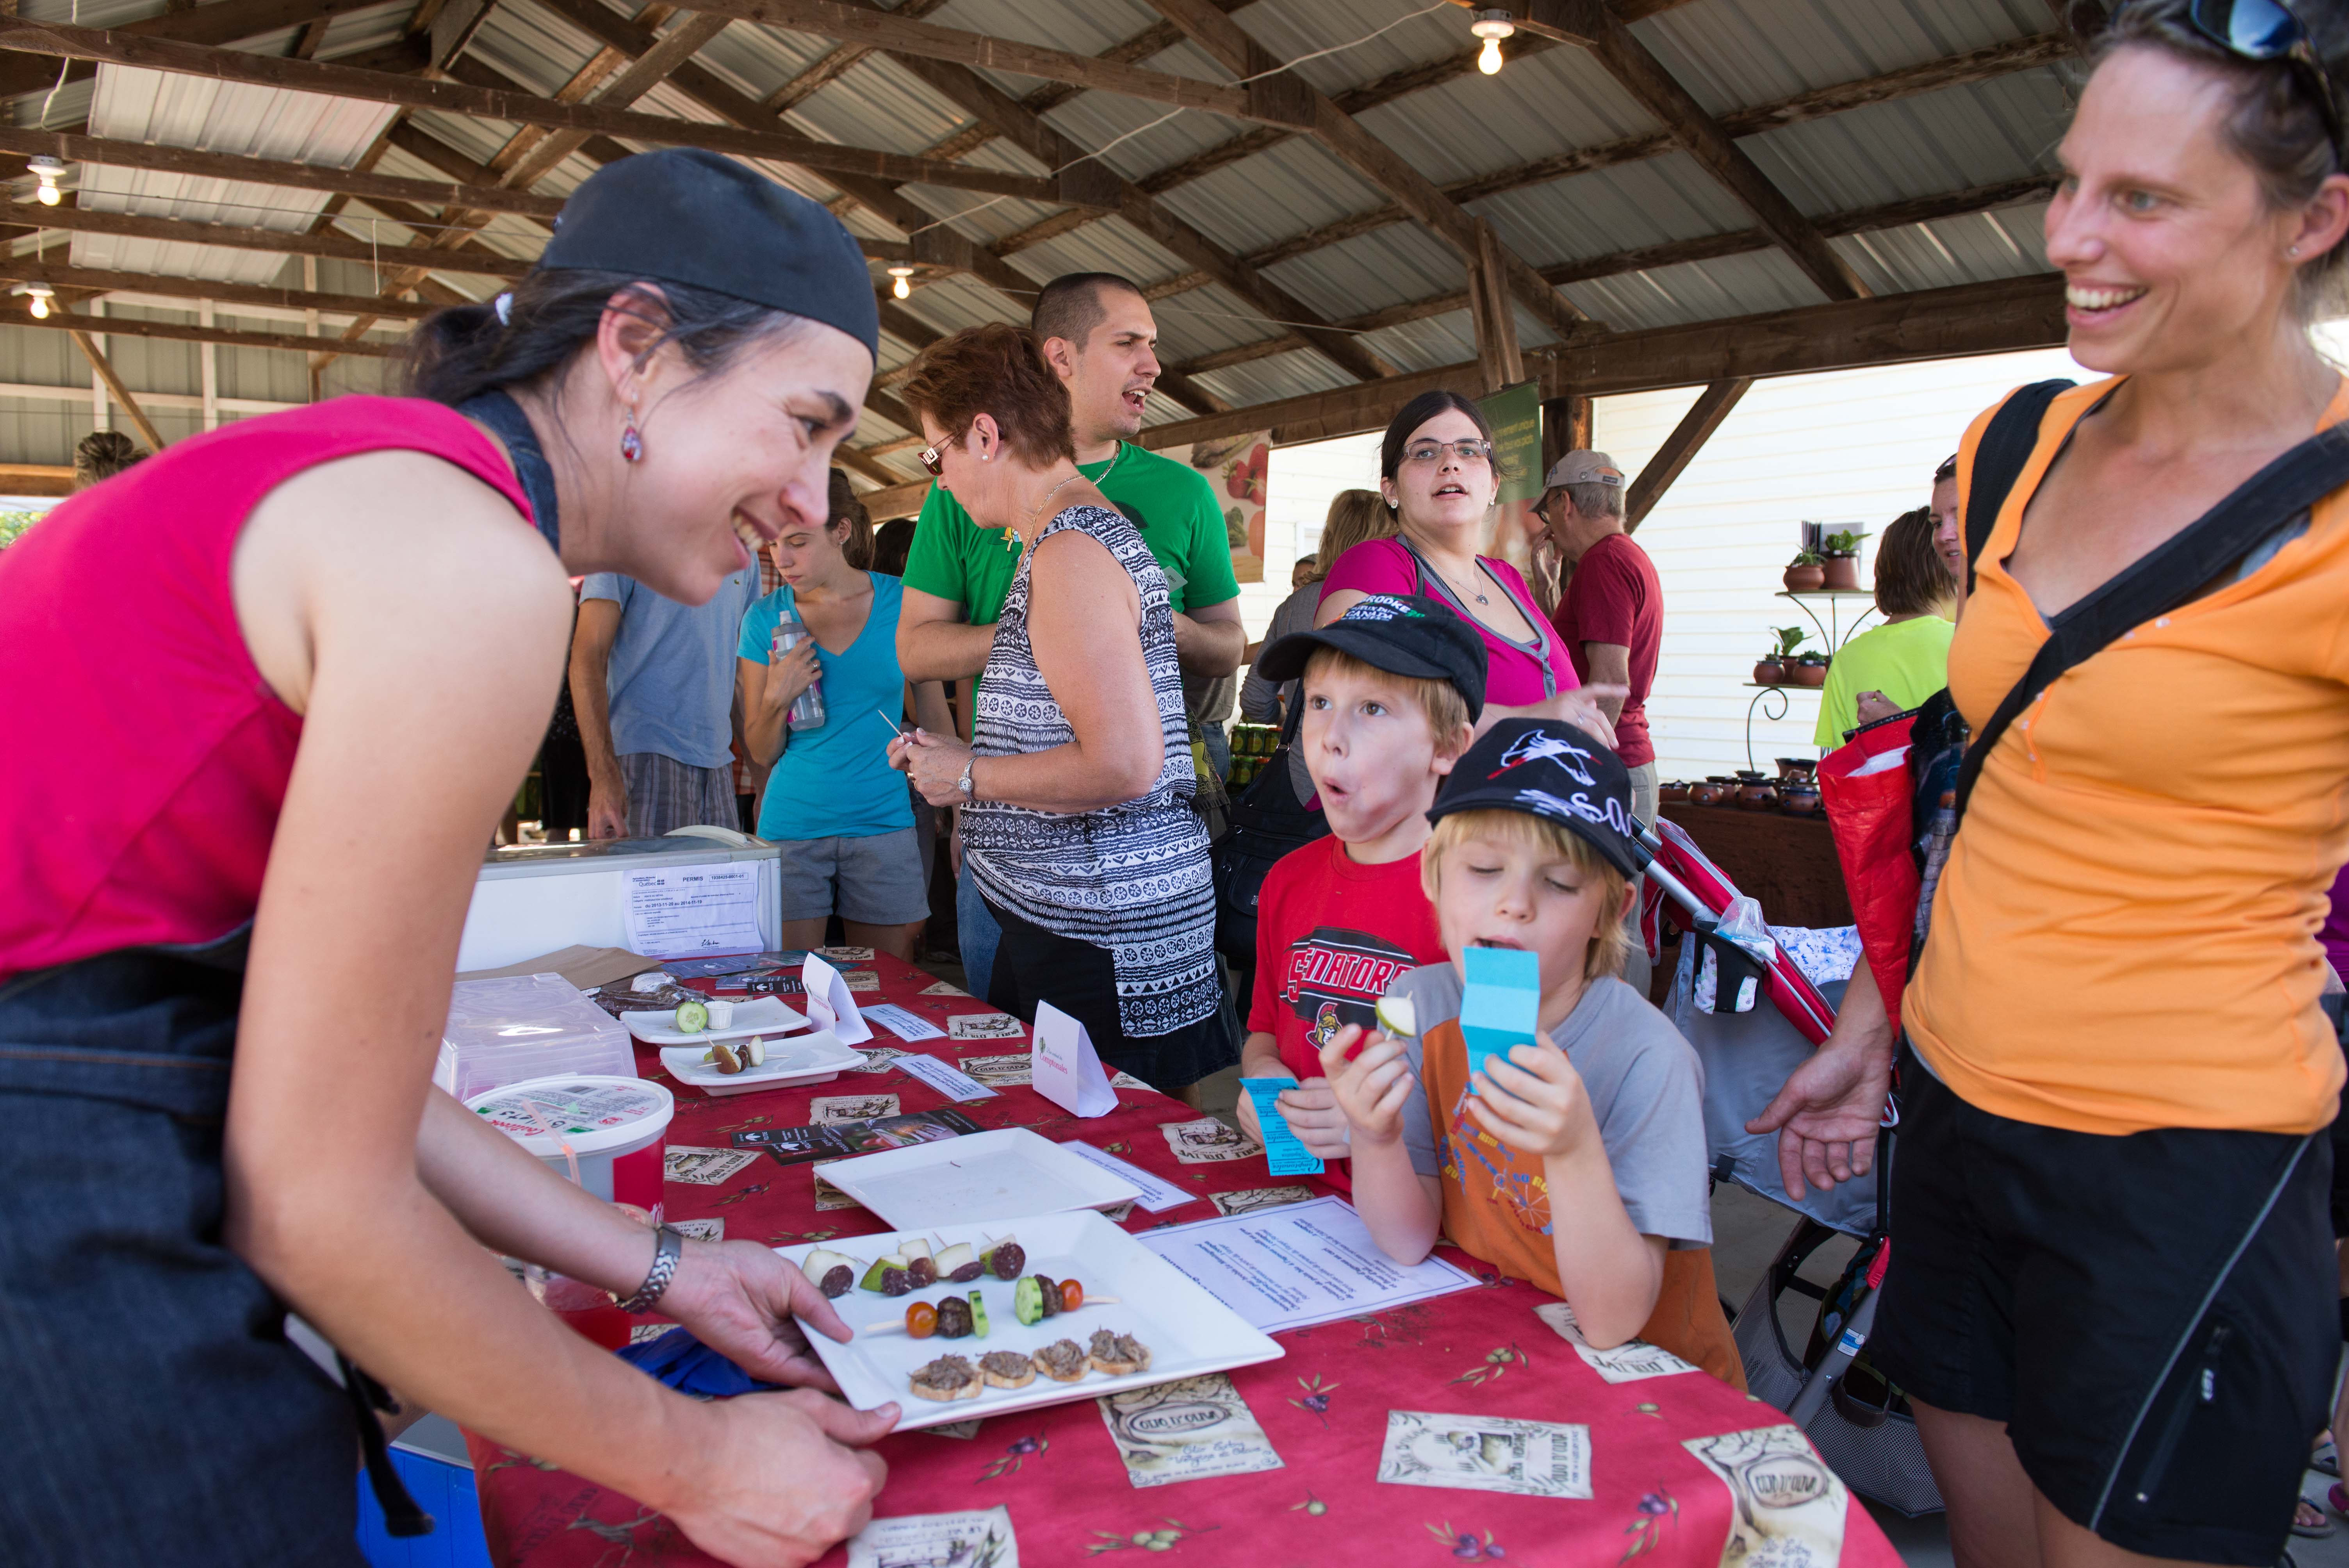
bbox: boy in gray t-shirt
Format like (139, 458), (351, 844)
(1320, 719), (1735, 1377)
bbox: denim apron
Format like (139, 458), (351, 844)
(0, 393), (561, 1564)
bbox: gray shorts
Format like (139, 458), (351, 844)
(775, 827), (930, 925)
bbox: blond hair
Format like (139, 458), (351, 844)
(1300, 644), (1472, 751)
(1420, 809), (1631, 983)
(1308, 488), (1398, 584)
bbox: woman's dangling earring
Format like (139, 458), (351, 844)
(620, 405), (644, 464)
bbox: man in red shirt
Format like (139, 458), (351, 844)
(1540, 451), (1662, 992)
(1538, 451), (1661, 827)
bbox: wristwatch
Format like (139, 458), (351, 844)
(955, 757), (976, 802)
(615, 1223), (684, 1314)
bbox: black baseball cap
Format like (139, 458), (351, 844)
(1428, 719), (1647, 878)
(1253, 593), (1486, 720)
(541, 149), (879, 362)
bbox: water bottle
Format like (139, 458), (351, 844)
(772, 605), (826, 732)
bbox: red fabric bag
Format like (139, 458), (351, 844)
(1817, 716), (1919, 1019)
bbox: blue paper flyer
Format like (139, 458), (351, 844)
(1238, 1076), (1326, 1176)
(1460, 946), (1542, 1094)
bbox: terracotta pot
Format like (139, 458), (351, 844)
(1737, 782), (1781, 811)
(1690, 782), (1731, 807)
(1659, 781), (1690, 804)
(1774, 757), (1816, 781)
(1752, 659), (1783, 685)
(1821, 555), (1861, 591)
(1791, 660), (1829, 688)
(1782, 563), (1826, 593)
(1780, 782), (1821, 816)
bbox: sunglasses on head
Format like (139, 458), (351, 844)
(2182, 0), (2344, 155)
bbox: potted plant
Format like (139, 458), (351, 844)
(1820, 528), (1869, 591)
(1791, 650), (1830, 687)
(1753, 625), (1807, 685)
(1782, 551), (1826, 593)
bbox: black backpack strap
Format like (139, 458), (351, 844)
(1963, 379), (2075, 597)
(1954, 422), (2349, 816)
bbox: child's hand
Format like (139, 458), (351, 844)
(1275, 1078), (1352, 1159)
(1468, 1033), (1599, 1162)
(1318, 1025), (1416, 1147)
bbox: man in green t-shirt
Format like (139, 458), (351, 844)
(898, 272), (1244, 1000)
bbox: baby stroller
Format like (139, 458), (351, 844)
(1635, 816), (1943, 1517)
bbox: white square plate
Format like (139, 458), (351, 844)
(658, 1029), (866, 1098)
(814, 1128), (1140, 1229)
(623, 995), (806, 1046)
(777, 1210), (1283, 1431)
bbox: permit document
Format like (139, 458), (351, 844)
(621, 863), (762, 957)
(1237, 1077), (1324, 1176)
(1139, 1194), (1477, 1334)
(1057, 1140), (1199, 1213)
(1460, 944), (1541, 1092)
(1097, 1374), (1284, 1488)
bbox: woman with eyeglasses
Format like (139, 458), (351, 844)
(1750, 3), (2349, 1562)
(888, 324), (1227, 1099)
(1316, 392), (1618, 739)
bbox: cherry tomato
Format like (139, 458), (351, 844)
(1059, 1279), (1083, 1313)
(907, 1301), (938, 1339)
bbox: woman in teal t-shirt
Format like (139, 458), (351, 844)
(1814, 508), (1955, 748)
(740, 477), (950, 960)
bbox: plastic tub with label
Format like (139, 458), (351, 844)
(465, 1075), (675, 1219)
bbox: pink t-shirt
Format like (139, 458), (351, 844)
(1319, 538), (1578, 708)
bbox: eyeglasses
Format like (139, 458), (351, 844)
(2184, 0), (2344, 156)
(918, 444), (945, 477)
(1401, 438), (1494, 466)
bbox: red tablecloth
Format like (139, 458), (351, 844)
(467, 954), (1901, 1568)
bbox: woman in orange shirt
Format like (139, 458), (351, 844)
(1754, 4), (2349, 1564)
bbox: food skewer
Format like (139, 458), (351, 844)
(860, 1295), (1122, 1335)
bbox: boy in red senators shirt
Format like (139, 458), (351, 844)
(1237, 595), (1481, 1190)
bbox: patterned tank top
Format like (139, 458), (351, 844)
(962, 503), (1217, 1038)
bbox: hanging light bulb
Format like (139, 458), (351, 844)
(16, 282), (54, 319)
(1471, 10), (1515, 75)
(886, 264), (914, 301)
(28, 154), (64, 206)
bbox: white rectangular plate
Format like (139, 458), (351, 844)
(778, 1210), (1283, 1431)
(815, 1128), (1140, 1229)
(623, 995), (806, 1046)
(659, 1029), (866, 1097)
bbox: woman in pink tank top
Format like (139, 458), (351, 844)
(0, 151), (896, 1566)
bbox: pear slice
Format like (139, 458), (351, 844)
(1374, 996), (1418, 1038)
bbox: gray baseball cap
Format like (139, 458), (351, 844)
(1541, 450), (1625, 490)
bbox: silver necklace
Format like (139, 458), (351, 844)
(1002, 445), (1118, 551)
(1439, 559), (1490, 606)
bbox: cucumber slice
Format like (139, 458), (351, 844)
(674, 998), (709, 1035)
(1013, 1275), (1044, 1327)
(968, 1289), (989, 1339)
(1374, 996), (1417, 1038)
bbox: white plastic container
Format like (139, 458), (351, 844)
(435, 973), (636, 1102)
(465, 1075), (675, 1218)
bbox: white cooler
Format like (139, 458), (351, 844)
(455, 829), (783, 973)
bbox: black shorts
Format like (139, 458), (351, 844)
(1870, 1055), (2337, 1565)
(983, 899), (1238, 1091)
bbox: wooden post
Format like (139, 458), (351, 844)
(1467, 218), (1523, 394)
(1625, 378), (1752, 532)
(68, 328), (166, 451)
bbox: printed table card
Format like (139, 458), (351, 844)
(1533, 1301), (1698, 1383)
(1377, 1411), (1593, 1500)
(844, 1506), (1016, 1568)
(893, 1052), (999, 1103)
(861, 1003), (943, 1042)
(1096, 1374), (1284, 1488)
(1032, 999), (1117, 1118)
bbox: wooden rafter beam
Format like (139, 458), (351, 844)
(5, 199), (531, 278)
(1133, 273), (2066, 450)
(68, 326), (167, 450)
(0, 18), (1095, 208)
(0, 0), (391, 98)
(758, 0), (952, 113)
(514, 0), (1230, 417)
(0, 127), (570, 217)
(0, 257), (440, 319)
(1518, 0), (1867, 300)
(1624, 377), (1749, 529)
(20, 304), (406, 358)
(1224, 36), (2069, 278)
(839, 0), (1393, 385)
(1136, 0), (1590, 342)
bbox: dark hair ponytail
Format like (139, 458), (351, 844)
(1379, 390), (1506, 485)
(404, 268), (813, 407)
